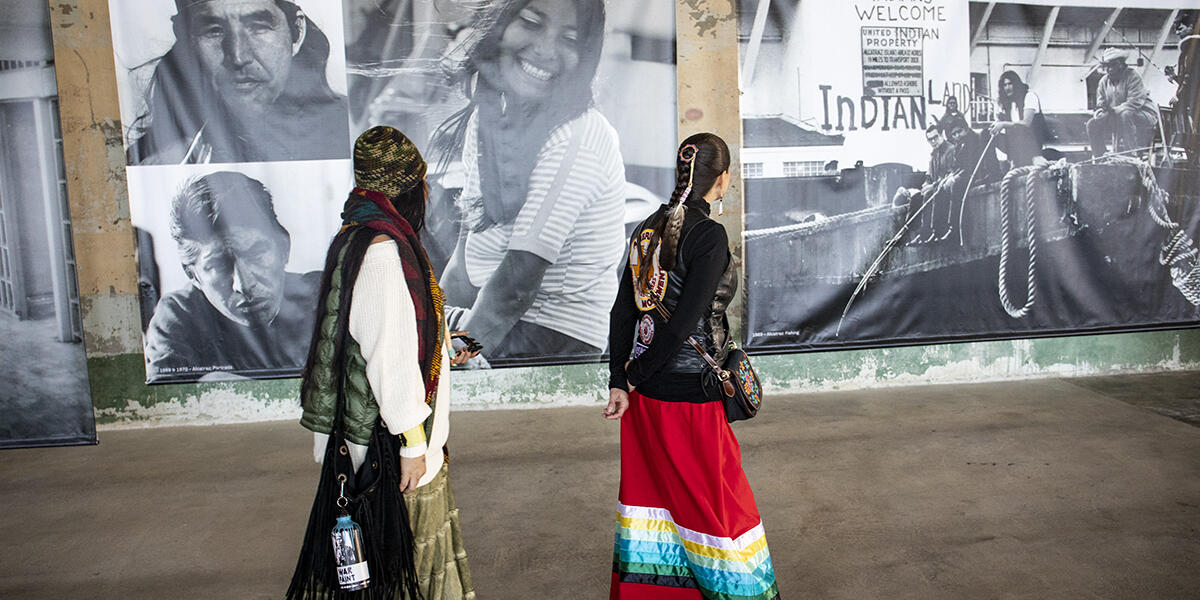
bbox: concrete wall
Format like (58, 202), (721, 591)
(46, 0), (1200, 429)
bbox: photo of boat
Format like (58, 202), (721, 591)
(738, 0), (1200, 352)
(744, 148), (1200, 351)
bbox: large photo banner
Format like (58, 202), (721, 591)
(1, 0), (96, 448)
(109, 0), (678, 382)
(739, 0), (1200, 352)
(127, 163), (352, 382)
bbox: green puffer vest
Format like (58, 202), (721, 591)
(300, 238), (379, 447)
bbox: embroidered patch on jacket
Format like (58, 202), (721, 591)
(629, 229), (668, 311)
(633, 314), (655, 358)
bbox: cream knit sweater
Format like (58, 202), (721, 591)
(312, 241), (451, 489)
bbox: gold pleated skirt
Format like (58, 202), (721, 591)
(404, 462), (475, 600)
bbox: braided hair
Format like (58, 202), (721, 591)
(635, 132), (730, 291)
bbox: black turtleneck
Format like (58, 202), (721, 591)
(608, 198), (730, 402)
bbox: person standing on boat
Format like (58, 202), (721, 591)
(898, 123), (955, 243)
(1166, 11), (1200, 162)
(1086, 48), (1159, 159)
(604, 133), (779, 600)
(989, 71), (1047, 168)
(940, 95), (965, 128)
(928, 117), (1001, 241)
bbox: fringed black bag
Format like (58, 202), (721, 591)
(285, 421), (422, 600)
(287, 231), (422, 600)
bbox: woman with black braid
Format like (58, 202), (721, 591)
(604, 133), (780, 600)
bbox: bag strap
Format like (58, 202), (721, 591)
(329, 232), (365, 488)
(652, 303), (737, 396)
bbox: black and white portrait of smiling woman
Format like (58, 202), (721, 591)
(344, 0), (679, 367)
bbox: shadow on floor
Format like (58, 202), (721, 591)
(1065, 371), (1200, 427)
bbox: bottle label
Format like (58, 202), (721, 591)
(337, 561), (370, 587)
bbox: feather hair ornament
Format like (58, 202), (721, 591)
(660, 144), (699, 270)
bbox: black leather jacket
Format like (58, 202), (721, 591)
(655, 216), (737, 373)
(612, 200), (737, 393)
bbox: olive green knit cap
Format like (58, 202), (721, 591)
(353, 126), (427, 198)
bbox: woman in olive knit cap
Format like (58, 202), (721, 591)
(290, 126), (476, 600)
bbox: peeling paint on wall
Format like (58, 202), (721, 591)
(757, 331), (1200, 394)
(89, 329), (1200, 429)
(77, 295), (140, 357)
(50, 0), (142, 362)
(96, 389), (300, 429)
(88, 354), (301, 427)
(52, 3), (83, 29)
(681, 0), (735, 39)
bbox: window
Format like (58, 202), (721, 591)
(782, 161), (824, 178)
(742, 162), (764, 178)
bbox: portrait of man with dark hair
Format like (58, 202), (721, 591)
(142, 171), (321, 381)
(122, 0), (351, 165)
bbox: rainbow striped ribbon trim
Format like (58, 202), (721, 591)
(613, 503), (779, 600)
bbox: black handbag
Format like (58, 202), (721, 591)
(654, 304), (763, 423)
(287, 416), (423, 600)
(690, 338), (763, 423)
(287, 266), (422, 600)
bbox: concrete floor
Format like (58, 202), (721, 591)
(1, 372), (1199, 599)
(0, 314), (95, 447)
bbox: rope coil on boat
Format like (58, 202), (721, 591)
(1159, 230), (1200, 305)
(1091, 155), (1177, 228)
(1073, 155), (1200, 306)
(997, 165), (1042, 318)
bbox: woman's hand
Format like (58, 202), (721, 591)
(451, 347), (478, 365)
(604, 388), (629, 420)
(449, 330), (480, 365)
(399, 455), (427, 493)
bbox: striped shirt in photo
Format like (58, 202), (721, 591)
(460, 109), (626, 349)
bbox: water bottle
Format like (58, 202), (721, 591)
(331, 512), (370, 591)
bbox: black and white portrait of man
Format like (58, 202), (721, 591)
(109, 0), (352, 165)
(129, 164), (351, 383)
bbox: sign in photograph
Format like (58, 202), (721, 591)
(861, 26), (925, 97)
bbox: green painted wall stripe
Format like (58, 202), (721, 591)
(88, 329), (1200, 427)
